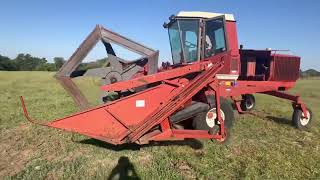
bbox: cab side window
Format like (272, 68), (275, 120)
(204, 18), (227, 58)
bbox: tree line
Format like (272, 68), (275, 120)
(0, 54), (65, 71)
(1, 53), (319, 77)
(0, 54), (107, 71)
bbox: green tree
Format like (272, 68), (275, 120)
(53, 57), (65, 70)
(0, 55), (17, 71)
(35, 63), (56, 71)
(13, 53), (47, 70)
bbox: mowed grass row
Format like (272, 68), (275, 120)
(0, 71), (319, 179)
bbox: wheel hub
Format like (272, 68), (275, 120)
(245, 99), (254, 109)
(206, 108), (225, 128)
(300, 111), (310, 126)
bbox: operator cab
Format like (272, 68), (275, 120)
(164, 11), (240, 77)
(164, 12), (236, 64)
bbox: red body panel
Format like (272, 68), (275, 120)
(48, 107), (127, 144)
(106, 85), (176, 127)
(269, 54), (300, 81)
(225, 21), (240, 74)
(47, 83), (177, 144)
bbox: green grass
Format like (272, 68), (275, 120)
(0, 71), (319, 179)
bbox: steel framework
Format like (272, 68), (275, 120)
(55, 25), (159, 109)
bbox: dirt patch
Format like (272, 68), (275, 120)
(172, 161), (196, 179)
(135, 151), (153, 166)
(0, 125), (66, 177)
(232, 146), (242, 156)
(45, 171), (62, 180)
(0, 126), (35, 177)
(194, 149), (206, 157)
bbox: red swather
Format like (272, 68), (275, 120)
(20, 11), (313, 145)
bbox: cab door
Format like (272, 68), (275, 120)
(202, 16), (228, 59)
(203, 16), (241, 76)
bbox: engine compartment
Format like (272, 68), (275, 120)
(239, 49), (300, 82)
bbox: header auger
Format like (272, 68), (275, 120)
(21, 11), (313, 145)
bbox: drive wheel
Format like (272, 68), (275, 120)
(192, 97), (234, 135)
(292, 107), (312, 130)
(240, 94), (255, 111)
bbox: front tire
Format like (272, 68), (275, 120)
(292, 107), (312, 130)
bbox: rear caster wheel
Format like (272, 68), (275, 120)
(292, 107), (313, 130)
(240, 94), (255, 111)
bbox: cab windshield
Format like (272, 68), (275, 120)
(168, 19), (199, 64)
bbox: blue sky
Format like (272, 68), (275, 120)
(0, 0), (319, 70)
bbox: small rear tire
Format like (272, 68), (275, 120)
(240, 94), (255, 111)
(292, 107), (313, 130)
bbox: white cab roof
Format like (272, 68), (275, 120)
(176, 11), (235, 21)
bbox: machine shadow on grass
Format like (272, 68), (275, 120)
(241, 110), (293, 127)
(107, 156), (140, 180)
(265, 116), (292, 126)
(254, 112), (293, 126)
(77, 138), (203, 151)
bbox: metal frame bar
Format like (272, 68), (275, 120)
(55, 25), (158, 110)
(101, 61), (207, 91)
(262, 91), (308, 117)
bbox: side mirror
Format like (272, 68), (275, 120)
(169, 15), (175, 21)
(163, 22), (168, 28)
